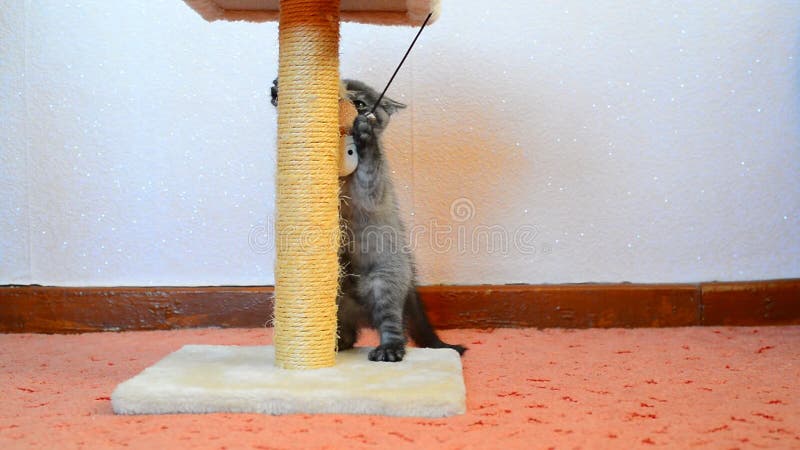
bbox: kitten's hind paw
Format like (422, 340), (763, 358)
(368, 342), (406, 362)
(337, 332), (357, 351)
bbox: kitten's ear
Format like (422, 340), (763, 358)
(380, 97), (407, 115)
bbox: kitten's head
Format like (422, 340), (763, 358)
(343, 79), (406, 131)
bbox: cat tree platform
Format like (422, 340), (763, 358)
(184, 0), (439, 25)
(112, 345), (465, 417)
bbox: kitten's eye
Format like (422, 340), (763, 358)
(353, 100), (367, 110)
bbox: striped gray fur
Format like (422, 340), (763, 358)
(272, 78), (466, 362)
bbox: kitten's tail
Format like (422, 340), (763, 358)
(404, 289), (467, 355)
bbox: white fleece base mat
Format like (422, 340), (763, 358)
(111, 345), (465, 417)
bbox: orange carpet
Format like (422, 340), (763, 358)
(1, 326), (799, 449)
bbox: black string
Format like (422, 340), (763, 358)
(370, 12), (433, 115)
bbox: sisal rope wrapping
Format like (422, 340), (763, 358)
(274, 0), (341, 369)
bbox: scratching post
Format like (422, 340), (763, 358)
(112, 0), (466, 418)
(274, 0), (341, 370)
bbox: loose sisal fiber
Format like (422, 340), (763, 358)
(274, 0), (341, 369)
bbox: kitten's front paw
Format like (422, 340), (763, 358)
(353, 114), (376, 146)
(368, 342), (406, 362)
(270, 78), (279, 106)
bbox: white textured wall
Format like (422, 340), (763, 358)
(1, 0), (798, 286)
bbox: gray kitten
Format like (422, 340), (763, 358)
(271, 78), (466, 362)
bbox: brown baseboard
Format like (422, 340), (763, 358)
(0, 280), (798, 333)
(701, 279), (800, 325)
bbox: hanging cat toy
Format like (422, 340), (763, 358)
(336, 13), (432, 176)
